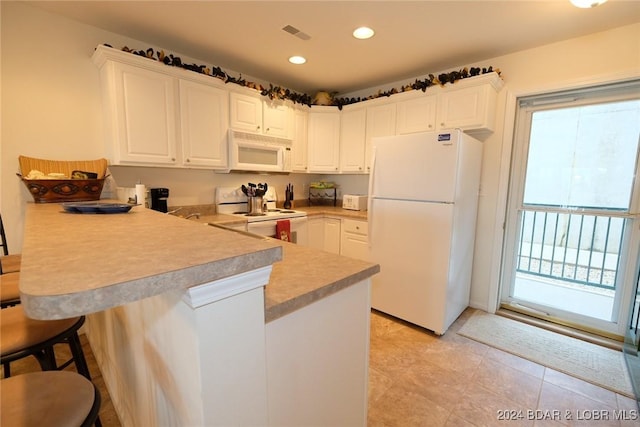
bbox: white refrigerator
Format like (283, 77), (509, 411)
(368, 129), (482, 335)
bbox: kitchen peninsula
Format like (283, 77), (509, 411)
(19, 202), (379, 426)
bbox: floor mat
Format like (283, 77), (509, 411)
(457, 310), (634, 398)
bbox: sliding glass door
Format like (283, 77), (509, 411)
(500, 81), (640, 338)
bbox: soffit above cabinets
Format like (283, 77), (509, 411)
(27, 1), (640, 95)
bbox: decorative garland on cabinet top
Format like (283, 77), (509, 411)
(102, 44), (501, 109)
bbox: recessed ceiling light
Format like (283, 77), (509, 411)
(288, 55), (306, 65)
(570, 0), (607, 7)
(353, 27), (375, 40)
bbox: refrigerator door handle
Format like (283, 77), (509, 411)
(367, 146), (377, 245)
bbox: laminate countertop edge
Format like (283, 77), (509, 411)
(19, 203), (378, 322)
(19, 202), (283, 320)
(200, 210), (379, 323)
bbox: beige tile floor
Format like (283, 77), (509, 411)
(5, 308), (639, 426)
(369, 308), (639, 427)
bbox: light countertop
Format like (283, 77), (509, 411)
(19, 202), (378, 323)
(19, 203), (282, 319)
(265, 241), (377, 322)
(177, 205), (369, 222)
(299, 205), (368, 220)
(195, 207), (376, 322)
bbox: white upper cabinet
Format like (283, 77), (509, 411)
(179, 79), (229, 169)
(292, 108), (309, 172)
(100, 60), (178, 166)
(92, 45), (230, 169)
(340, 106), (367, 173)
(307, 106), (340, 173)
(229, 91), (291, 138)
(263, 101), (291, 138)
(229, 92), (262, 133)
(396, 95), (437, 135)
(365, 103), (396, 173)
(436, 73), (503, 133)
(93, 44), (502, 173)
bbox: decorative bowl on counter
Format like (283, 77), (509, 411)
(18, 155), (108, 203)
(21, 178), (107, 203)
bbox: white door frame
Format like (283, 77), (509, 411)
(487, 71), (640, 320)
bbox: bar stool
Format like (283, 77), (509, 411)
(1, 305), (92, 380)
(1, 254), (21, 274)
(1, 271), (21, 308)
(1, 370), (101, 427)
(0, 213), (21, 274)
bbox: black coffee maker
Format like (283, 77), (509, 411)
(150, 188), (169, 213)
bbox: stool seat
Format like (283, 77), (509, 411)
(0, 306), (93, 385)
(1, 370), (100, 427)
(0, 253), (21, 274)
(1, 306), (79, 356)
(1, 271), (21, 307)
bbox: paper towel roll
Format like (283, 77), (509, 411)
(135, 184), (146, 207)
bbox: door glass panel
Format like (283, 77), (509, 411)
(505, 96), (640, 331)
(523, 101), (639, 210)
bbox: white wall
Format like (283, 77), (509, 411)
(0, 2), (324, 251)
(462, 24), (640, 311)
(2, 2), (639, 311)
(339, 23), (639, 311)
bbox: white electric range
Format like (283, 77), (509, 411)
(215, 186), (308, 244)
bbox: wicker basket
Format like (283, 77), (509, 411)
(18, 156), (109, 203)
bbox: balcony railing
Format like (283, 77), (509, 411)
(516, 207), (625, 291)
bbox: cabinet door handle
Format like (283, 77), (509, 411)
(186, 158), (190, 163)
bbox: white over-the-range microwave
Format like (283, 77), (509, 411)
(228, 130), (292, 173)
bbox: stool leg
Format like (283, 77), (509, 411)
(32, 347), (57, 371)
(68, 332), (92, 380)
(44, 346), (58, 369)
(68, 334), (102, 427)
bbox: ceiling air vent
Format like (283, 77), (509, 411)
(282, 25), (311, 41)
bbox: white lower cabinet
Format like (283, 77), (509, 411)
(306, 216), (341, 254)
(340, 218), (369, 261)
(306, 218), (324, 250)
(308, 216), (369, 259)
(324, 218), (341, 254)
